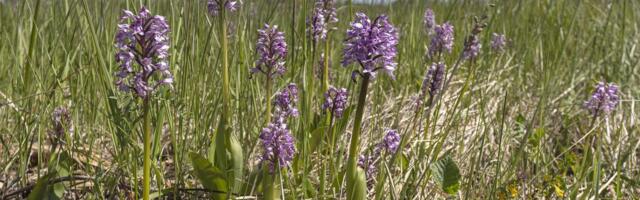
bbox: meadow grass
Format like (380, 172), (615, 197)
(0, 0), (639, 199)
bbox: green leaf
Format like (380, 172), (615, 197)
(397, 153), (409, 171)
(228, 136), (244, 193)
(51, 152), (73, 200)
(153, 101), (166, 159)
(621, 175), (639, 187)
(189, 152), (229, 199)
(153, 163), (165, 192)
(336, 106), (354, 133)
(50, 180), (65, 200)
(261, 169), (281, 200)
(350, 167), (368, 200)
(303, 176), (317, 197)
(208, 135), (217, 163)
(308, 126), (327, 153)
(430, 155), (461, 195)
(210, 113), (228, 169)
(28, 173), (55, 200)
(515, 114), (526, 125)
(528, 127), (545, 147)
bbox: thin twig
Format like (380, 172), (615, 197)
(2, 175), (92, 199)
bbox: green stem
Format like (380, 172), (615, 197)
(319, 153), (326, 199)
(221, 9), (231, 124)
(310, 43), (317, 110)
(322, 39), (330, 92)
(348, 0), (353, 19)
(594, 129), (601, 197)
(346, 75), (370, 199)
(170, 115), (179, 200)
(263, 164), (278, 200)
(329, 115), (341, 194)
(142, 98), (152, 200)
(264, 173), (275, 200)
(266, 76), (272, 124)
(319, 36), (331, 198)
(290, 0), (296, 81)
(220, 8), (240, 194)
(319, 113), (334, 199)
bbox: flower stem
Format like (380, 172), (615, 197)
(220, 8), (241, 194)
(310, 43), (317, 110)
(348, 0), (353, 20)
(319, 113), (334, 199)
(319, 153), (326, 199)
(322, 39), (330, 92)
(346, 75), (370, 198)
(263, 163), (278, 200)
(142, 98), (152, 200)
(266, 75), (272, 124)
(594, 127), (601, 197)
(221, 9), (231, 123)
(319, 36), (331, 199)
(327, 115), (338, 196)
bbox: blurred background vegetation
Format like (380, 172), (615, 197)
(0, 0), (638, 199)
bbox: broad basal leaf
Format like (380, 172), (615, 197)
(27, 173), (55, 200)
(189, 152), (229, 199)
(430, 155), (461, 195)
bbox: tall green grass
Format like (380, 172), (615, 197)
(0, 0), (638, 199)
